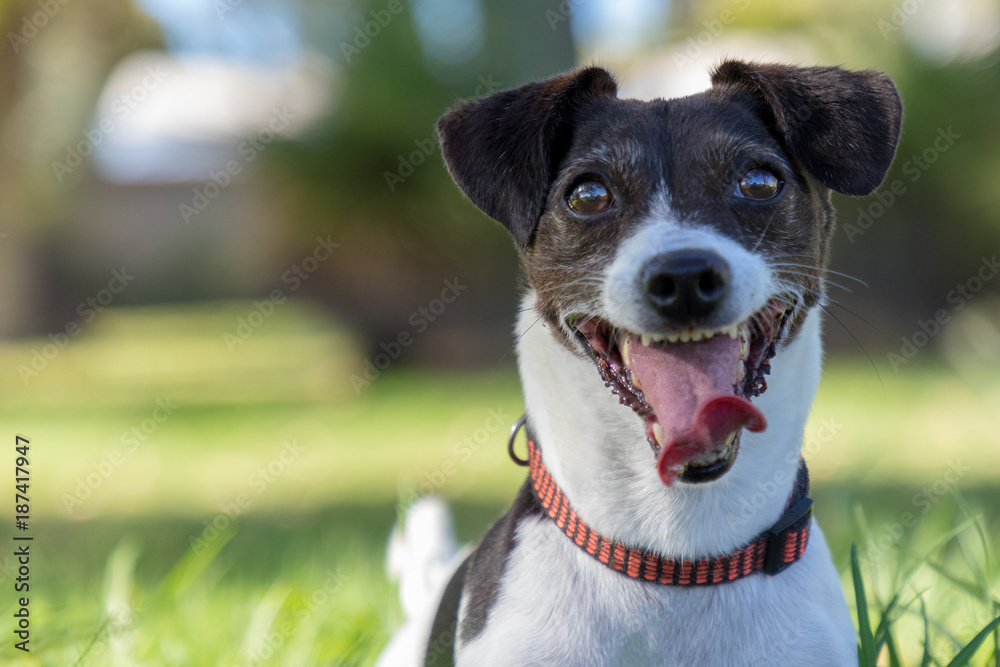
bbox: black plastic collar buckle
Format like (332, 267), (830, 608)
(763, 497), (813, 575)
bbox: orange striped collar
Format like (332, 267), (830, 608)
(525, 438), (812, 585)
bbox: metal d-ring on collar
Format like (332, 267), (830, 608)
(508, 414), (529, 466)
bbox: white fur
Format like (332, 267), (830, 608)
(454, 299), (856, 665)
(603, 195), (775, 338)
(376, 498), (463, 667)
(379, 212), (858, 666)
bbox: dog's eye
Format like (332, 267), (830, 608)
(567, 181), (612, 214)
(737, 168), (782, 200)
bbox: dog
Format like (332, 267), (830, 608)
(377, 59), (902, 666)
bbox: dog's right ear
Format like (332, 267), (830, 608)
(437, 67), (619, 248)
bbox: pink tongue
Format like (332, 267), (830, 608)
(655, 396), (766, 485)
(625, 334), (767, 485)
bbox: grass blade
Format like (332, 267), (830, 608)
(919, 596), (933, 667)
(993, 601), (1000, 667)
(884, 624), (902, 667)
(71, 615), (115, 667)
(953, 490), (991, 581)
(922, 558), (993, 600)
(153, 524), (236, 602)
(900, 516), (983, 581)
(873, 590), (901, 651)
(944, 614), (1000, 667)
(853, 544), (877, 666)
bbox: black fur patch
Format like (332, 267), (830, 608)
(437, 67), (618, 248)
(458, 480), (541, 643)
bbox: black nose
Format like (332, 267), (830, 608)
(641, 250), (731, 325)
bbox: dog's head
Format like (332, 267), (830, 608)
(438, 60), (901, 487)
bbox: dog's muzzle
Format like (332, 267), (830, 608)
(573, 296), (794, 487)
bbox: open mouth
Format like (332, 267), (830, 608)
(572, 299), (794, 486)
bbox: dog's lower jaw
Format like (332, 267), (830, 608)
(515, 291), (824, 560)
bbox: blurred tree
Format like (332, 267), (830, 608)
(270, 0), (576, 364)
(7, 0), (995, 369)
(831, 55), (1000, 347)
(0, 0), (161, 336)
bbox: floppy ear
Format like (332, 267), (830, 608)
(711, 60), (902, 196)
(437, 67), (619, 248)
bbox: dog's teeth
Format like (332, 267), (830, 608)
(622, 338), (631, 366)
(739, 325), (750, 359)
(701, 329), (715, 341)
(650, 333), (665, 343)
(678, 331), (691, 343)
(641, 334), (652, 347)
(631, 370), (643, 390)
(665, 333), (681, 343)
(726, 326), (738, 339)
(652, 422), (665, 447)
(734, 358), (746, 383)
(691, 330), (703, 342)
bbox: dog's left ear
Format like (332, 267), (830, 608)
(437, 67), (619, 248)
(711, 60), (902, 196)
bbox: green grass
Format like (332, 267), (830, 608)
(0, 303), (998, 665)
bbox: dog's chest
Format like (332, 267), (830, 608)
(456, 516), (855, 666)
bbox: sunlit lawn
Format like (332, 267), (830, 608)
(0, 303), (998, 665)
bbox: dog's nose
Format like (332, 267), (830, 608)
(642, 250), (731, 325)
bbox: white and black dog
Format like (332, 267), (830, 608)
(378, 60), (901, 666)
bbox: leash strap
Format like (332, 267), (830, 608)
(423, 556), (469, 667)
(526, 438), (813, 584)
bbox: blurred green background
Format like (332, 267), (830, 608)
(1, 0), (1000, 664)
